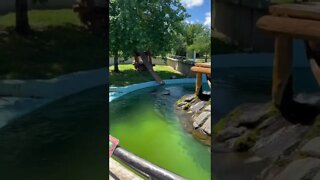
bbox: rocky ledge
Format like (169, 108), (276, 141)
(212, 101), (320, 180)
(175, 94), (211, 146)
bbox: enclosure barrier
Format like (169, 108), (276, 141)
(113, 146), (185, 180)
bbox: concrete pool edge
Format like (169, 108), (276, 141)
(109, 78), (199, 102)
(0, 68), (107, 129)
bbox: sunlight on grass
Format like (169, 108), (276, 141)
(109, 64), (184, 86)
(0, 9), (81, 29)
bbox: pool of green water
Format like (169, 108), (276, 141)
(110, 84), (211, 180)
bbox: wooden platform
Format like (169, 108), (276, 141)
(191, 63), (211, 96)
(109, 158), (143, 180)
(256, 2), (320, 107)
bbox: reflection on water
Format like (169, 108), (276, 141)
(0, 87), (107, 180)
(110, 84), (211, 180)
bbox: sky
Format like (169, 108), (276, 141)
(181, 0), (211, 27)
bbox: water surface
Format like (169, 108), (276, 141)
(110, 84), (211, 180)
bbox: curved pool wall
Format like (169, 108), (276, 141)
(213, 40), (309, 68)
(0, 68), (107, 129)
(109, 77), (209, 102)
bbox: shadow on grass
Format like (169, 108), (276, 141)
(0, 24), (106, 79)
(109, 68), (184, 86)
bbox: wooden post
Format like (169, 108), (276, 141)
(272, 35), (293, 106)
(195, 72), (202, 96)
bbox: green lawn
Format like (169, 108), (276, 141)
(109, 64), (184, 86)
(0, 9), (105, 79)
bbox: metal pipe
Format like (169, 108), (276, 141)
(113, 146), (186, 180)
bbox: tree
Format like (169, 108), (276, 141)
(109, 0), (189, 72)
(191, 28), (211, 62)
(15, 0), (30, 35)
(15, 0), (47, 35)
(185, 24), (210, 62)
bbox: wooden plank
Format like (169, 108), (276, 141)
(256, 15), (320, 40)
(191, 66), (211, 75)
(109, 158), (143, 180)
(195, 63), (211, 68)
(195, 73), (202, 96)
(272, 35), (293, 106)
(270, 4), (320, 21)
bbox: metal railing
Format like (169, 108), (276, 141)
(113, 146), (185, 180)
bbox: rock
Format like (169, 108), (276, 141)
(193, 112), (210, 129)
(161, 90), (170, 95)
(177, 101), (187, 107)
(252, 125), (309, 160)
(189, 101), (206, 113)
(273, 158), (320, 180)
(201, 117), (211, 135)
(216, 126), (247, 142)
(204, 105), (211, 111)
(313, 170), (320, 180)
(0, 31), (8, 36)
(237, 103), (271, 126)
(301, 137), (320, 158)
(182, 103), (191, 110)
(185, 95), (196, 102)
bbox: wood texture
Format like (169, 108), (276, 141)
(270, 4), (320, 21)
(257, 15), (320, 40)
(272, 36), (293, 106)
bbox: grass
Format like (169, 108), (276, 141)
(0, 9), (82, 28)
(0, 9), (105, 79)
(109, 64), (184, 86)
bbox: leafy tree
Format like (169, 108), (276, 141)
(109, 0), (189, 72)
(190, 28), (211, 61)
(185, 23), (210, 61)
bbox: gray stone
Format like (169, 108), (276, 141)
(193, 112), (210, 128)
(252, 125), (309, 160)
(184, 95), (196, 102)
(189, 101), (206, 113)
(204, 105), (211, 111)
(182, 104), (191, 110)
(201, 117), (211, 135)
(216, 126), (246, 142)
(177, 101), (187, 107)
(161, 90), (170, 95)
(301, 137), (320, 158)
(274, 158), (320, 180)
(313, 170), (320, 180)
(237, 103), (271, 126)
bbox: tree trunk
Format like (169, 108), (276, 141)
(15, 0), (30, 35)
(114, 53), (120, 72)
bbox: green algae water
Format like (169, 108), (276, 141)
(110, 84), (211, 180)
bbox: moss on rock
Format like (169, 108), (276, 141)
(234, 130), (259, 151)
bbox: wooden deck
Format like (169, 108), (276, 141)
(109, 158), (143, 180)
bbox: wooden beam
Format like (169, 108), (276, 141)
(191, 66), (211, 75)
(270, 4), (320, 21)
(195, 73), (202, 96)
(195, 63), (211, 68)
(256, 15), (320, 41)
(272, 35), (293, 106)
